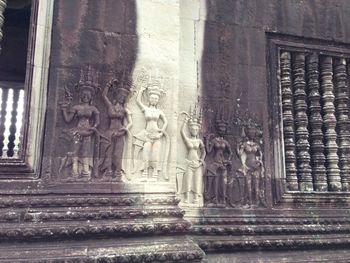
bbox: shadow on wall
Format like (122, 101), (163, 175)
(200, 0), (269, 208)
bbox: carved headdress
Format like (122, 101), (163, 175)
(215, 104), (230, 128)
(111, 69), (131, 96)
(236, 117), (263, 142)
(147, 80), (164, 97)
(188, 104), (202, 127)
(77, 65), (99, 94)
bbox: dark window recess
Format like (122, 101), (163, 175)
(0, 0), (31, 159)
(279, 50), (350, 193)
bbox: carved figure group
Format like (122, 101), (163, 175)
(57, 67), (267, 208)
(59, 67), (170, 183)
(198, 106), (266, 208)
(179, 106), (206, 205)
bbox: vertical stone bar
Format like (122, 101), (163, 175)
(8, 89), (19, 157)
(2, 88), (13, 157)
(292, 52), (313, 191)
(334, 58), (350, 191)
(13, 89), (24, 158)
(0, 88), (8, 156)
(0, 0), (6, 52)
(306, 53), (327, 191)
(280, 51), (299, 191)
(320, 56), (342, 191)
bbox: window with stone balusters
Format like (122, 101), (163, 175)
(0, 0), (31, 161)
(0, 0), (53, 178)
(276, 41), (350, 193)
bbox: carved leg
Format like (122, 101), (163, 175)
(113, 138), (124, 182)
(141, 141), (152, 179)
(245, 174), (252, 206)
(81, 158), (90, 177)
(184, 192), (190, 203)
(104, 145), (113, 177)
(252, 173), (259, 206)
(152, 140), (161, 180)
(72, 141), (80, 177)
(193, 192), (199, 203)
(132, 143), (143, 173)
(72, 157), (79, 178)
(221, 170), (228, 205)
(213, 176), (219, 205)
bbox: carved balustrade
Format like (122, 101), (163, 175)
(279, 50), (350, 192)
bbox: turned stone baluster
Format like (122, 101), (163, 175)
(292, 52), (313, 191)
(280, 51), (299, 191)
(306, 53), (327, 191)
(334, 58), (350, 191)
(7, 89), (19, 157)
(320, 56), (342, 191)
(0, 0), (6, 52)
(0, 88), (8, 156)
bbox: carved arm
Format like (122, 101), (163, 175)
(61, 105), (76, 123)
(159, 111), (168, 133)
(181, 117), (190, 147)
(93, 109), (100, 129)
(102, 81), (113, 106)
(205, 134), (214, 153)
(136, 86), (146, 112)
(125, 109), (133, 130)
(199, 140), (206, 163)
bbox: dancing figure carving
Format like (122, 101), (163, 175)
(204, 107), (232, 207)
(133, 81), (170, 181)
(179, 106), (206, 205)
(59, 67), (101, 180)
(235, 119), (266, 207)
(99, 76), (132, 181)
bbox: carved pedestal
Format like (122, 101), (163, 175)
(0, 184), (204, 262)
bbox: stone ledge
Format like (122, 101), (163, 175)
(0, 236), (205, 262)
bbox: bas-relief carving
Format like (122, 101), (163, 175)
(132, 77), (170, 182)
(204, 107), (233, 207)
(98, 76), (132, 182)
(58, 67), (132, 182)
(59, 67), (101, 180)
(233, 119), (266, 207)
(200, 102), (267, 208)
(178, 106), (206, 206)
(57, 67), (172, 183)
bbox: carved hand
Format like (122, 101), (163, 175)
(60, 102), (70, 109)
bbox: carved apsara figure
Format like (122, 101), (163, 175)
(236, 120), (266, 207)
(180, 106), (206, 204)
(99, 77), (132, 181)
(60, 68), (100, 179)
(133, 82), (170, 181)
(204, 108), (232, 206)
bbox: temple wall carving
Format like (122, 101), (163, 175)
(2, 0), (350, 262)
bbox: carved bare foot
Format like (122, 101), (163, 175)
(140, 171), (148, 182)
(152, 171), (158, 181)
(105, 170), (114, 177)
(114, 172), (123, 182)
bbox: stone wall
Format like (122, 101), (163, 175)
(2, 0), (350, 262)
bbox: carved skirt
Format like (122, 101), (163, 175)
(181, 160), (203, 195)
